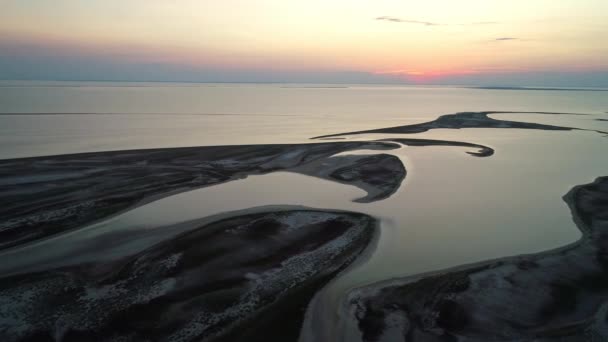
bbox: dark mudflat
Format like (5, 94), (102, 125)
(0, 209), (377, 342)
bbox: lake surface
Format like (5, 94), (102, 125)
(1, 81), (607, 158)
(1, 81), (607, 340)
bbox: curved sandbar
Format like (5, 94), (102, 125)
(291, 153), (406, 203)
(0, 208), (378, 342)
(312, 111), (607, 139)
(0, 141), (402, 250)
(344, 176), (608, 341)
(379, 138), (495, 157)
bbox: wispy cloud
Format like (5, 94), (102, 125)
(376, 17), (499, 26)
(375, 16), (439, 26)
(494, 37), (519, 41)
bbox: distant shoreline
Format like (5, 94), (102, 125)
(469, 86), (608, 92)
(1, 80), (607, 91)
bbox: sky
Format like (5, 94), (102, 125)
(1, 0), (607, 86)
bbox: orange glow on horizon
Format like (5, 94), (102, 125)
(373, 68), (483, 83)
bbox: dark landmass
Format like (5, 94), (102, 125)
(598, 119), (608, 122)
(380, 138), (494, 157)
(312, 111), (607, 139)
(470, 86), (608, 92)
(347, 177), (608, 341)
(0, 141), (402, 250)
(291, 154), (406, 203)
(0, 208), (377, 342)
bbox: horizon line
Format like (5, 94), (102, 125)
(1, 79), (608, 91)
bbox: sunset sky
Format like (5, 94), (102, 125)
(1, 0), (607, 86)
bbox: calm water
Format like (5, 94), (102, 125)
(1, 81), (607, 158)
(1, 81), (608, 340)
